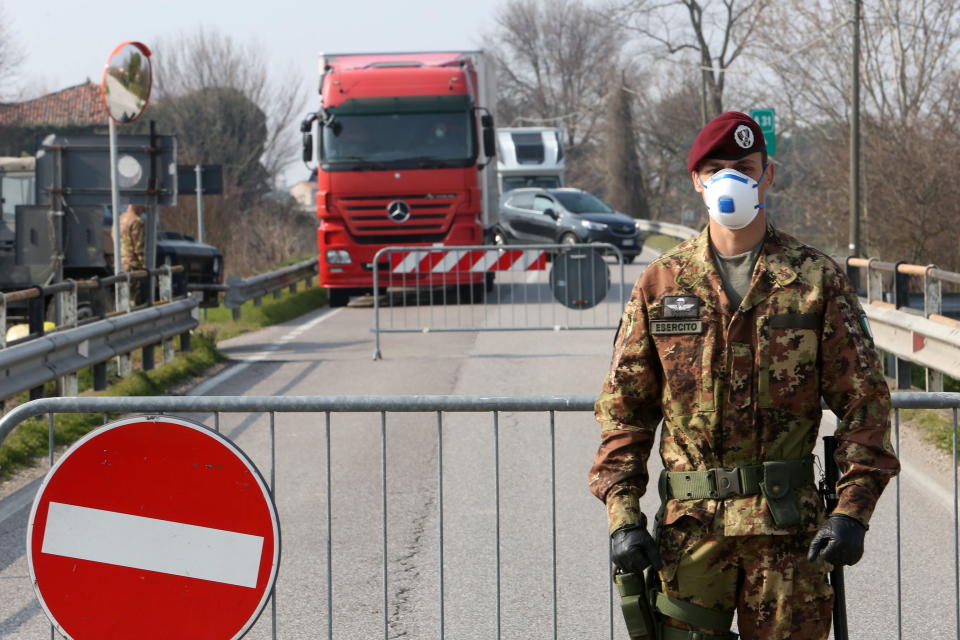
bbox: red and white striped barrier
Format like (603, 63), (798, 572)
(390, 249), (548, 274)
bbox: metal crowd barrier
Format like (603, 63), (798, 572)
(0, 392), (956, 640)
(371, 243), (630, 360)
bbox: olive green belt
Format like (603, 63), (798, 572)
(663, 455), (815, 501)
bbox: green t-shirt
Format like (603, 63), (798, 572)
(713, 241), (763, 309)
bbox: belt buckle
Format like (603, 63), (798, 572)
(709, 467), (742, 499)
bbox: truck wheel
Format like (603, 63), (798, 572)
(328, 289), (350, 308)
(457, 282), (485, 304)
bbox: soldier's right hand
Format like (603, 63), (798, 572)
(611, 514), (663, 573)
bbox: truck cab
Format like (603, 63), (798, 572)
(302, 51), (498, 307)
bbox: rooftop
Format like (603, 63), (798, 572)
(0, 81), (108, 127)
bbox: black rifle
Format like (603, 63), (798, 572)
(821, 436), (849, 640)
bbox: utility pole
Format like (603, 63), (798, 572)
(700, 71), (708, 127)
(849, 0), (862, 257)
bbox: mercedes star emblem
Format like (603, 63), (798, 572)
(387, 200), (411, 223)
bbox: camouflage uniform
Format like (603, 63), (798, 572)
(110, 207), (146, 305)
(590, 224), (900, 639)
(114, 207), (146, 272)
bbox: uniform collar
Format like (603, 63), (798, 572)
(674, 224), (798, 315)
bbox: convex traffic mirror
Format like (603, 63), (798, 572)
(101, 42), (153, 123)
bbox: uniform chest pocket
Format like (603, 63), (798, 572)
(758, 313), (820, 409)
(652, 323), (716, 416)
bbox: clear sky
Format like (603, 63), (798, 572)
(4, 0), (500, 184)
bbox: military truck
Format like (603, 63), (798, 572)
(0, 156), (223, 325)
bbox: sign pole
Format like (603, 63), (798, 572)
(195, 164), (206, 321)
(195, 164), (205, 245)
(109, 117), (122, 307)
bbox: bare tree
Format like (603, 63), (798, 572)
(487, 0), (624, 187)
(750, 0), (960, 263)
(0, 3), (24, 101)
(151, 27), (304, 183)
(610, 0), (770, 123)
(622, 66), (705, 223)
(605, 72), (650, 218)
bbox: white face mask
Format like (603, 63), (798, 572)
(698, 168), (765, 230)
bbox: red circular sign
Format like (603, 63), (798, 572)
(27, 416), (280, 640)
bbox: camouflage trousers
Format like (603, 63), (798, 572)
(657, 513), (834, 640)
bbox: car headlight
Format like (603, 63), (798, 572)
(326, 249), (352, 265)
(581, 220), (608, 231)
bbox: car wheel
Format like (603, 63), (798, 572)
(493, 228), (508, 246)
(560, 233), (579, 245)
(623, 255), (636, 264)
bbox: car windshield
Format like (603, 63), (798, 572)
(551, 191), (614, 214)
(322, 110), (476, 170)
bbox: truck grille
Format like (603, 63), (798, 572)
(336, 195), (455, 236)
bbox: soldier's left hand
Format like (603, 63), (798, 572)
(806, 514), (866, 566)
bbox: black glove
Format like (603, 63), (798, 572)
(806, 514), (867, 566)
(611, 514), (663, 573)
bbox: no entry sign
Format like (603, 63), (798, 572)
(27, 416), (280, 640)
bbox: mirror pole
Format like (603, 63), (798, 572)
(109, 117), (122, 308)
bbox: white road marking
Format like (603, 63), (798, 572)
(188, 308), (342, 396)
(900, 456), (958, 512)
(41, 502), (264, 588)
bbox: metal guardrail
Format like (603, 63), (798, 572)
(0, 298), (197, 401)
(0, 392), (956, 640)
(847, 257), (960, 391)
(0, 266), (182, 349)
(370, 244), (628, 360)
(220, 258), (318, 318)
(634, 219), (699, 241)
(0, 257), (318, 404)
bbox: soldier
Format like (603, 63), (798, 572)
(114, 203), (146, 272)
(589, 111), (900, 640)
(111, 204), (147, 304)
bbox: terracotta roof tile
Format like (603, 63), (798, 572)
(0, 81), (108, 126)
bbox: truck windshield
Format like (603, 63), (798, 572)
(551, 191), (614, 214)
(322, 111), (476, 170)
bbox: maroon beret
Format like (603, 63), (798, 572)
(687, 111), (765, 172)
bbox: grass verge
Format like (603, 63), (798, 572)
(900, 407), (959, 458)
(199, 286), (327, 341)
(0, 283), (329, 480)
(0, 333), (224, 480)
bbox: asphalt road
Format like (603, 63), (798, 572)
(0, 245), (957, 639)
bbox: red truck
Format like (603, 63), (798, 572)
(301, 51), (498, 307)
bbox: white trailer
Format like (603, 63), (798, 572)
(496, 127), (565, 193)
